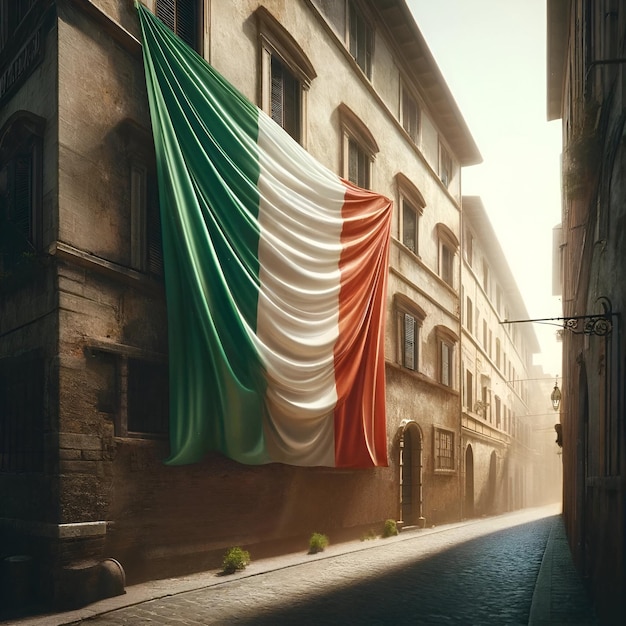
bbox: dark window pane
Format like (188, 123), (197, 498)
(127, 359), (169, 435)
(402, 201), (418, 253)
(0, 356), (44, 472)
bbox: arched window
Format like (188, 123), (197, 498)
(0, 111), (45, 274)
(435, 324), (459, 388)
(396, 173), (425, 255)
(256, 6), (317, 145)
(436, 222), (459, 288)
(338, 103), (379, 189)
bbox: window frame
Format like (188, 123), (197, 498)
(435, 325), (458, 388)
(116, 119), (164, 278)
(465, 368), (474, 412)
(0, 111), (45, 275)
(338, 103), (378, 189)
(395, 294), (426, 372)
(465, 295), (473, 332)
(439, 140), (454, 188)
(435, 223), (459, 288)
(395, 173), (425, 256)
(0, 0), (36, 52)
(463, 227), (473, 266)
(155, 0), (201, 51)
(400, 83), (420, 144)
(434, 427), (455, 472)
(87, 342), (169, 439)
(256, 6), (317, 147)
(347, 0), (373, 79)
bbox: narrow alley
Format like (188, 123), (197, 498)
(12, 506), (597, 626)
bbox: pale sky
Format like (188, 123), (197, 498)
(407, 0), (563, 375)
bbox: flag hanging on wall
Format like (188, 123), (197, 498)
(136, 3), (391, 468)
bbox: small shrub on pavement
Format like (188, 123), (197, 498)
(222, 546), (250, 574)
(308, 532), (329, 554)
(382, 519), (398, 538)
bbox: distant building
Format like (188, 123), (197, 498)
(548, 0), (626, 622)
(460, 197), (556, 518)
(0, 0), (547, 612)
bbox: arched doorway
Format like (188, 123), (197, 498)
(399, 422), (423, 525)
(465, 444), (474, 518)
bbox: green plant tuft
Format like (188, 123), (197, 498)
(308, 532), (329, 554)
(382, 519), (398, 538)
(360, 528), (377, 541)
(222, 546), (250, 574)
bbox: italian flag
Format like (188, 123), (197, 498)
(137, 4), (391, 468)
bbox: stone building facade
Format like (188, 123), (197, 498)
(1, 0), (547, 610)
(460, 196), (550, 518)
(548, 0), (626, 622)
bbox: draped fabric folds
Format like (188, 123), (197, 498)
(136, 3), (391, 467)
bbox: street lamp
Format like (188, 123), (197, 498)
(551, 379), (562, 412)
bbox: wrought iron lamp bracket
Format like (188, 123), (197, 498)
(501, 297), (616, 337)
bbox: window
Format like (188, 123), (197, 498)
(395, 295), (425, 372)
(482, 320), (488, 348)
(401, 85), (420, 143)
(495, 395), (501, 428)
(270, 57), (300, 141)
(439, 142), (453, 187)
(396, 174), (425, 255)
(156, 0), (199, 50)
(482, 259), (490, 293)
(348, 139), (370, 188)
(339, 103), (378, 189)
(495, 338), (501, 369)
(465, 369), (474, 411)
(441, 244), (454, 285)
(434, 427), (455, 471)
(465, 296), (473, 332)
(402, 313), (418, 370)
(127, 359), (169, 435)
(88, 343), (169, 437)
(0, 111), (44, 275)
(130, 159), (163, 276)
(0, 0), (36, 51)
(435, 325), (458, 388)
(440, 341), (452, 386)
(257, 7), (316, 145)
(481, 384), (490, 420)
(348, 0), (373, 78)
(118, 119), (163, 277)
(0, 353), (44, 472)
(464, 229), (473, 266)
(436, 223), (459, 288)
(402, 199), (419, 253)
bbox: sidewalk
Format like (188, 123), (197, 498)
(528, 514), (598, 625)
(5, 507), (597, 626)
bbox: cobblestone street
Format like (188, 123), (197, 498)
(55, 507), (569, 626)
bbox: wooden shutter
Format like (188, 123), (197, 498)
(404, 313), (415, 370)
(12, 155), (32, 242)
(147, 175), (164, 276)
(156, 0), (175, 31)
(441, 342), (450, 386)
(156, 0), (197, 49)
(270, 57), (284, 126)
(176, 0), (197, 48)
